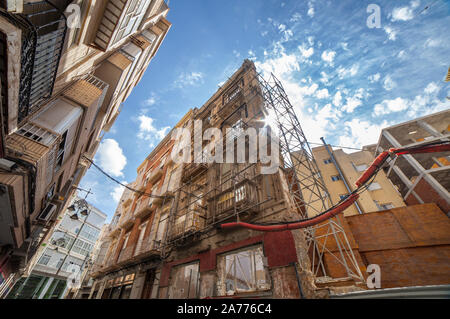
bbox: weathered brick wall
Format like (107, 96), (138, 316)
(405, 178), (450, 215)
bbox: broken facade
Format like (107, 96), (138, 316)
(89, 60), (321, 299)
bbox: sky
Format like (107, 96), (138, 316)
(79, 0), (450, 221)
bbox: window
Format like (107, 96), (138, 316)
(217, 245), (270, 296)
(113, 0), (152, 44)
(355, 164), (368, 172)
(79, 224), (100, 242)
(331, 175), (341, 181)
(134, 221), (148, 256)
(71, 239), (94, 257)
(168, 262), (200, 299)
(323, 158), (333, 164)
(379, 203), (394, 210)
(228, 119), (243, 140)
(38, 254), (51, 266)
(368, 182), (381, 191)
(50, 233), (75, 250)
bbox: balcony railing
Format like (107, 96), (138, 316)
(118, 245), (134, 263)
(119, 211), (134, 229)
(170, 211), (206, 240)
(214, 181), (258, 219)
(3, 1), (69, 123)
(148, 167), (164, 184)
(182, 163), (208, 182)
(135, 237), (162, 257)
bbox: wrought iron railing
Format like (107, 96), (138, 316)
(2, 1), (68, 124)
(170, 211), (206, 240)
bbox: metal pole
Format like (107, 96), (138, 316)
(320, 137), (363, 215)
(55, 197), (92, 277)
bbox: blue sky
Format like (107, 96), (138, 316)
(79, 0), (450, 220)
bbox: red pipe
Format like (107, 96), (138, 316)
(220, 142), (449, 232)
(355, 151), (390, 187)
(221, 193), (360, 231)
(391, 144), (450, 155)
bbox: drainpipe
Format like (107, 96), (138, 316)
(292, 262), (305, 299)
(320, 137), (363, 215)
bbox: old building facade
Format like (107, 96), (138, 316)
(0, 0), (171, 297)
(375, 110), (450, 216)
(89, 60), (326, 299)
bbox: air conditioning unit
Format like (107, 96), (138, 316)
(38, 203), (57, 222)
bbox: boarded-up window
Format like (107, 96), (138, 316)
(168, 262), (200, 299)
(217, 245), (270, 296)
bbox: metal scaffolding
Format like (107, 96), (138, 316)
(160, 66), (365, 284)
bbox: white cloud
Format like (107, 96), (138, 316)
(339, 119), (389, 149)
(111, 183), (127, 203)
(374, 97), (409, 116)
(384, 26), (397, 41)
(299, 43), (314, 59)
(340, 42), (350, 51)
(290, 12), (302, 22)
(397, 50), (406, 59)
(307, 1), (315, 18)
(383, 75), (396, 91)
(142, 92), (158, 107)
(315, 88), (329, 99)
(368, 73), (381, 83)
(319, 71), (330, 86)
(342, 97), (362, 113)
(321, 50), (336, 65)
(299, 83), (318, 96)
(96, 139), (127, 177)
(174, 71), (204, 88)
(424, 82), (439, 94)
(424, 38), (441, 48)
(333, 91), (343, 107)
(255, 51), (300, 79)
(391, 1), (420, 22)
(336, 64), (359, 79)
(137, 115), (171, 146)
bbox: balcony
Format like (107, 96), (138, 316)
(148, 167), (164, 184)
(182, 163), (208, 182)
(92, 0), (153, 51)
(170, 211), (206, 240)
(2, 1), (69, 124)
(119, 211), (134, 229)
(214, 181), (258, 220)
(136, 238), (162, 257)
(117, 245), (134, 263)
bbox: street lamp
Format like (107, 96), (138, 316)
(55, 198), (92, 277)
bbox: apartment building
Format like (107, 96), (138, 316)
(70, 223), (110, 299)
(89, 60), (332, 299)
(0, 0), (171, 296)
(311, 144), (406, 216)
(5, 195), (106, 299)
(375, 110), (450, 215)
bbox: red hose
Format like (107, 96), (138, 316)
(355, 151), (390, 187)
(221, 193), (360, 231)
(391, 144), (450, 155)
(220, 142), (449, 232)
